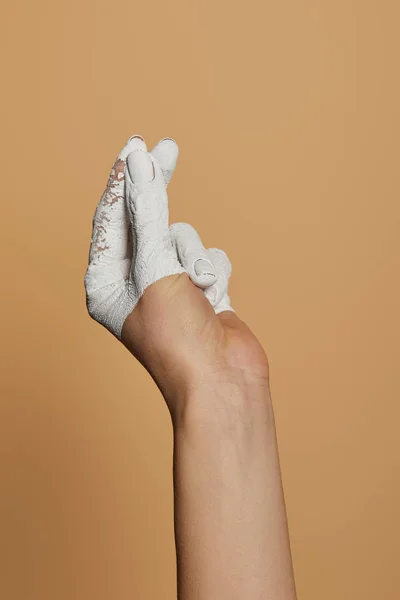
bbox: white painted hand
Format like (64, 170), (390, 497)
(84, 136), (234, 339)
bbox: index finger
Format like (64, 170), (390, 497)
(88, 135), (146, 267)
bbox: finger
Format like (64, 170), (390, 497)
(169, 222), (217, 288)
(118, 134), (147, 160)
(203, 248), (233, 307)
(125, 149), (171, 243)
(88, 135), (146, 267)
(150, 138), (179, 186)
(127, 149), (155, 185)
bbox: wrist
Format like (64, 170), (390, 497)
(167, 368), (273, 429)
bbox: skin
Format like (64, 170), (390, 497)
(122, 274), (297, 600)
(121, 272), (269, 417)
(86, 136), (298, 599)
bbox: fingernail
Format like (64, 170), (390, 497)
(127, 150), (154, 184)
(128, 135), (146, 152)
(194, 259), (217, 285)
(119, 136), (146, 161)
(158, 138), (178, 156)
(160, 137), (177, 145)
(129, 134), (144, 142)
(152, 138), (179, 177)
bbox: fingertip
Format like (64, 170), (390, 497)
(159, 137), (179, 152)
(119, 134), (147, 160)
(207, 247), (232, 277)
(128, 134), (145, 142)
(151, 137), (179, 170)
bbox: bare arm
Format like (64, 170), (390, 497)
(85, 135), (297, 599)
(172, 377), (297, 599)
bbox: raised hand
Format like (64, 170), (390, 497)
(84, 135), (233, 339)
(84, 136), (249, 408)
(83, 137), (295, 600)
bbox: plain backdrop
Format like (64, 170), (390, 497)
(1, 1), (399, 598)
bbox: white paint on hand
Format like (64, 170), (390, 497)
(84, 136), (234, 339)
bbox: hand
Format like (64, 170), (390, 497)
(84, 135), (232, 333)
(84, 136), (269, 415)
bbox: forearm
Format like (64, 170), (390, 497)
(170, 380), (297, 600)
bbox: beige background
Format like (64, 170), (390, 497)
(1, 0), (399, 598)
